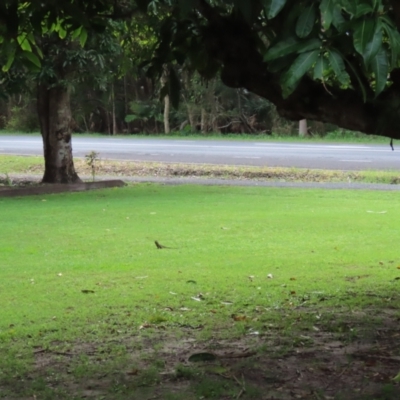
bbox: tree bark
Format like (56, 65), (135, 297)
(163, 94), (171, 134)
(37, 84), (81, 184)
(201, 108), (207, 133)
(111, 83), (118, 135)
(299, 119), (308, 137)
(161, 66), (171, 134)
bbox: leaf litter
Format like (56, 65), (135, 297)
(2, 301), (398, 399)
(5, 158), (400, 185)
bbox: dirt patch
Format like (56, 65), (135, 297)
(5, 157), (400, 184)
(0, 179), (125, 197)
(3, 309), (400, 399)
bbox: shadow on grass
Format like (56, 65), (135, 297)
(1, 293), (400, 400)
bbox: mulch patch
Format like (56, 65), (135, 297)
(0, 179), (126, 197)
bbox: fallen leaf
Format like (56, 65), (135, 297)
(81, 290), (95, 294)
(267, 274), (273, 279)
(139, 323), (153, 329)
(191, 293), (204, 301)
(126, 369), (139, 376)
(186, 280), (197, 284)
(188, 352), (217, 362)
(232, 314), (247, 321)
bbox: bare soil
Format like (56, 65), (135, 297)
(4, 309), (400, 399)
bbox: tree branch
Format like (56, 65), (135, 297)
(199, 14), (400, 139)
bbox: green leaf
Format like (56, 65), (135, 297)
(2, 51), (15, 72)
(355, 3), (374, 18)
(353, 18), (376, 56)
(263, 0), (288, 19)
(363, 21), (382, 66)
(17, 35), (32, 52)
(320, 0), (334, 30)
(332, 6), (346, 32)
(392, 371), (400, 382)
(264, 37), (321, 61)
(313, 54), (328, 80)
(340, 0), (357, 15)
(296, 4), (316, 38)
(58, 27), (67, 39)
(382, 20), (400, 69)
(267, 54), (297, 73)
(281, 50), (319, 98)
(23, 51), (41, 68)
(79, 27), (88, 47)
(371, 47), (388, 96)
(71, 26), (82, 40)
(125, 115), (140, 123)
(328, 50), (346, 80)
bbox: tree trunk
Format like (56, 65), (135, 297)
(201, 108), (207, 133)
(37, 84), (81, 184)
(299, 119), (308, 137)
(111, 83), (118, 135)
(164, 94), (171, 134)
(186, 104), (195, 131)
(161, 66), (171, 134)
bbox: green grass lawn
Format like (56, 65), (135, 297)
(1, 184), (400, 399)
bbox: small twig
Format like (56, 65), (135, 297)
(33, 348), (75, 357)
(233, 374), (246, 399)
(322, 80), (334, 97)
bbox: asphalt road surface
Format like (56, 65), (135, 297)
(0, 135), (399, 171)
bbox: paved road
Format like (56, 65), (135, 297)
(0, 135), (399, 171)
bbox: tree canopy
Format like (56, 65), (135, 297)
(145, 0), (400, 139)
(2, 0), (400, 140)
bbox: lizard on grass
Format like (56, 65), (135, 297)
(154, 240), (176, 249)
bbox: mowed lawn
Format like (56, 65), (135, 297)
(1, 184), (400, 398)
